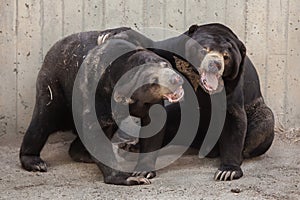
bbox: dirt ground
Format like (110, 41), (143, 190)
(0, 129), (299, 200)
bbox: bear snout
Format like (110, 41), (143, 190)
(208, 60), (222, 73)
(169, 74), (183, 85)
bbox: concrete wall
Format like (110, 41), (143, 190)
(0, 0), (299, 136)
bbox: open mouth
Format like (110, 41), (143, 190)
(163, 86), (184, 103)
(200, 71), (223, 94)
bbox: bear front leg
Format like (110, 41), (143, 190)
(92, 139), (151, 185)
(215, 105), (247, 181)
(132, 116), (165, 179)
(89, 123), (151, 185)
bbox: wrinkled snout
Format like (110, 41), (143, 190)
(169, 74), (184, 85)
(155, 67), (184, 89)
(154, 67), (184, 103)
(208, 60), (222, 73)
(203, 53), (224, 74)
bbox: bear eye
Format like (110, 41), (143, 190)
(200, 46), (209, 54)
(202, 46), (210, 52)
(223, 52), (230, 60)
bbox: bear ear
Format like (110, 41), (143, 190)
(227, 40), (247, 81)
(188, 24), (199, 34)
(239, 41), (246, 58)
(113, 91), (135, 105)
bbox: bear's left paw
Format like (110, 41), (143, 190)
(104, 173), (151, 185)
(214, 165), (243, 181)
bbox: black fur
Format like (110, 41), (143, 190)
(155, 23), (274, 181)
(19, 28), (183, 185)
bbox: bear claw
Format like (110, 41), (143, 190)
(132, 171), (156, 179)
(214, 170), (240, 181)
(126, 176), (151, 185)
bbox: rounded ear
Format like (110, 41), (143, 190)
(227, 40), (247, 81)
(188, 24), (199, 34)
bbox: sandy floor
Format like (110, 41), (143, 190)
(0, 130), (299, 200)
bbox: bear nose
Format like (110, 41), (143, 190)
(208, 60), (222, 72)
(169, 74), (183, 85)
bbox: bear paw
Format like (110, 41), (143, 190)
(20, 155), (47, 172)
(104, 173), (151, 185)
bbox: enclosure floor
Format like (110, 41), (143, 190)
(0, 132), (299, 200)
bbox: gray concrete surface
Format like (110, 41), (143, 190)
(0, 130), (299, 200)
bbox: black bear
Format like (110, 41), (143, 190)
(19, 28), (184, 185)
(153, 23), (274, 181)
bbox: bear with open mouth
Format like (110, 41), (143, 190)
(155, 23), (275, 181)
(19, 28), (184, 185)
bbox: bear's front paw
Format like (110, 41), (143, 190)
(104, 173), (151, 185)
(214, 165), (243, 181)
(125, 176), (151, 185)
(132, 171), (156, 179)
(20, 155), (47, 172)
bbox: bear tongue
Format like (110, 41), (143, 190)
(203, 72), (218, 91)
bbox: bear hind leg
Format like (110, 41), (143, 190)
(20, 81), (69, 172)
(68, 136), (94, 163)
(243, 105), (275, 159)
